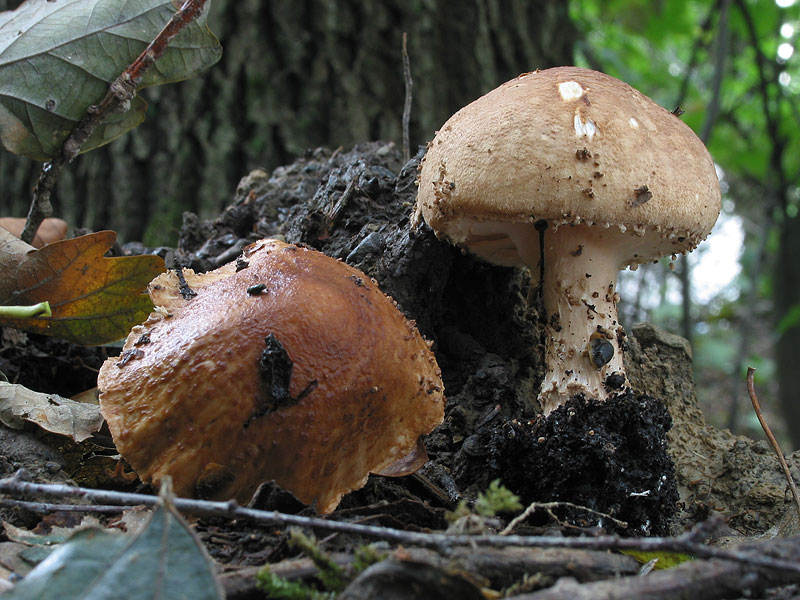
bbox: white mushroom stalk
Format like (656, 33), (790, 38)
(534, 224), (628, 414)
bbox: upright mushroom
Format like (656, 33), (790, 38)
(97, 239), (444, 513)
(415, 67), (720, 414)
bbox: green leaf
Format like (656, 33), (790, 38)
(4, 502), (223, 600)
(777, 303), (800, 336)
(0, 0), (222, 160)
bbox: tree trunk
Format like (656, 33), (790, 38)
(0, 0), (573, 245)
(776, 213), (800, 449)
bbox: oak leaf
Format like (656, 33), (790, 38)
(0, 229), (164, 345)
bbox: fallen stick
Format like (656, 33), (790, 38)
(0, 470), (798, 575)
(507, 535), (800, 599)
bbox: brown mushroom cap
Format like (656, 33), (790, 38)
(0, 217), (68, 248)
(415, 66), (721, 268)
(97, 239), (444, 513)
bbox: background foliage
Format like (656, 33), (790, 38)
(570, 0), (800, 447)
(1, 0), (799, 446)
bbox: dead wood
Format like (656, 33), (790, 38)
(508, 536), (800, 600)
(220, 546), (641, 599)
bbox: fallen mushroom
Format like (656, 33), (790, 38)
(0, 217), (68, 248)
(97, 239), (445, 513)
(414, 66), (720, 414)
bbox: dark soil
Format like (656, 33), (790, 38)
(0, 329), (106, 398)
(465, 392), (678, 536)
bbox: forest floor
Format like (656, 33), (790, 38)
(1, 142), (799, 599)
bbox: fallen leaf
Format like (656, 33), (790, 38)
(3, 501), (223, 599)
(0, 541), (36, 580)
(0, 230), (165, 345)
(3, 517), (101, 548)
(0, 0), (221, 160)
(0, 381), (103, 442)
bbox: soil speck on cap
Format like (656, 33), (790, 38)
(628, 185), (653, 208)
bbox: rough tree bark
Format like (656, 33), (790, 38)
(0, 0), (574, 245)
(776, 214), (800, 449)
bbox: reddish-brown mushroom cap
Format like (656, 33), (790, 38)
(97, 239), (445, 513)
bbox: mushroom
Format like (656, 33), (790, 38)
(97, 239), (445, 513)
(414, 66), (720, 414)
(0, 217), (68, 248)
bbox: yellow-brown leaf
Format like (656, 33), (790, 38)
(0, 230), (164, 345)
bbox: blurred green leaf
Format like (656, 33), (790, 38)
(0, 0), (221, 160)
(776, 303), (800, 336)
(4, 502), (223, 600)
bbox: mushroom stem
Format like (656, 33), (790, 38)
(536, 224), (628, 414)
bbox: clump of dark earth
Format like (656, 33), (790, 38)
(464, 392), (679, 535)
(3, 141), (799, 544)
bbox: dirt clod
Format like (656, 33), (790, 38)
(466, 391), (678, 535)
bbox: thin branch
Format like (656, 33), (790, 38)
(675, 0), (730, 347)
(747, 367), (800, 521)
(505, 537), (800, 600)
(21, 0), (209, 245)
(401, 32), (413, 164)
(1, 471), (799, 575)
(0, 498), (125, 514)
(674, 0), (721, 106)
(501, 501), (627, 535)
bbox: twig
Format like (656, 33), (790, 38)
(747, 367), (800, 521)
(674, 0), (730, 346)
(21, 0), (209, 245)
(0, 498), (124, 514)
(0, 471), (799, 575)
(734, 0), (789, 194)
(401, 32), (413, 164)
(501, 501), (627, 535)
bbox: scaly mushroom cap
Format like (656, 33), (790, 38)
(414, 66), (721, 268)
(97, 239), (445, 513)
